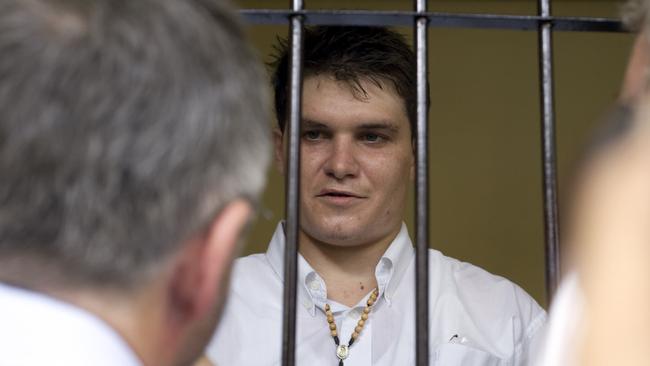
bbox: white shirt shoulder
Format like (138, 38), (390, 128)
(0, 283), (141, 366)
(426, 249), (547, 363)
(210, 253), (285, 365)
(534, 272), (582, 366)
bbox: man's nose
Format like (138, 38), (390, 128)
(323, 139), (359, 180)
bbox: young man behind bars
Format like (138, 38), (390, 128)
(0, 1), (270, 365)
(207, 26), (545, 365)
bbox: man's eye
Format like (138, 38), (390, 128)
(363, 133), (381, 142)
(304, 131), (321, 140)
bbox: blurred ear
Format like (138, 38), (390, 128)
(620, 33), (649, 104)
(169, 199), (251, 326)
(273, 127), (286, 175)
(194, 199), (251, 317)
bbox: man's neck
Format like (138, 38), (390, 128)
(50, 283), (169, 366)
(298, 227), (400, 307)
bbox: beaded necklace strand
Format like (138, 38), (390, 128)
(324, 288), (379, 366)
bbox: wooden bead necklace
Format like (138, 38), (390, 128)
(324, 288), (379, 366)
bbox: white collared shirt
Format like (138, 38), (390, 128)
(0, 283), (141, 366)
(534, 272), (583, 366)
(207, 222), (546, 366)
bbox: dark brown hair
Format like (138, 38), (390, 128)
(271, 26), (424, 136)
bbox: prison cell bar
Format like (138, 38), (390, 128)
(537, 0), (561, 304)
(280, 0), (303, 365)
(414, 0), (430, 365)
(240, 10), (624, 33)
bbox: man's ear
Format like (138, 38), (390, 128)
(169, 199), (252, 325)
(194, 199), (251, 317)
(273, 127), (286, 175)
(620, 33), (649, 104)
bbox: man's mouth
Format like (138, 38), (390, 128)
(317, 189), (363, 198)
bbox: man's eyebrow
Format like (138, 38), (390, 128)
(301, 119), (329, 129)
(357, 122), (400, 133)
(300, 119), (401, 133)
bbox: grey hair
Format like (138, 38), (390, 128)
(622, 0), (650, 32)
(0, 0), (270, 289)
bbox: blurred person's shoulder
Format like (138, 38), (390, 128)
(0, 283), (141, 366)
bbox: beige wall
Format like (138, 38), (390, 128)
(235, 0), (632, 307)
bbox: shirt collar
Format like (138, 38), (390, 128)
(377, 223), (413, 305)
(265, 222), (318, 315)
(266, 222), (414, 316)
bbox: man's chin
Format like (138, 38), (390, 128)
(303, 225), (371, 247)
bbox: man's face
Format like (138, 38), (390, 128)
(276, 75), (414, 247)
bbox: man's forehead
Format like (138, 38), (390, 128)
(303, 76), (407, 118)
(306, 74), (400, 99)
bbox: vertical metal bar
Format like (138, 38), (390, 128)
(537, 0), (560, 304)
(414, 0), (429, 365)
(281, 1), (304, 365)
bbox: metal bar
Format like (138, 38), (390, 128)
(537, 0), (561, 304)
(414, 0), (430, 365)
(240, 9), (625, 33)
(281, 0), (304, 364)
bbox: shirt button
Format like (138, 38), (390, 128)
(309, 281), (320, 290)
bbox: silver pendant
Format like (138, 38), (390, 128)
(336, 344), (349, 360)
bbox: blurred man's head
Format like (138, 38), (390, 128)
(565, 98), (650, 366)
(558, 3), (650, 364)
(0, 0), (269, 364)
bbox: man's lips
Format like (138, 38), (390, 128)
(316, 189), (365, 198)
(315, 189), (365, 206)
